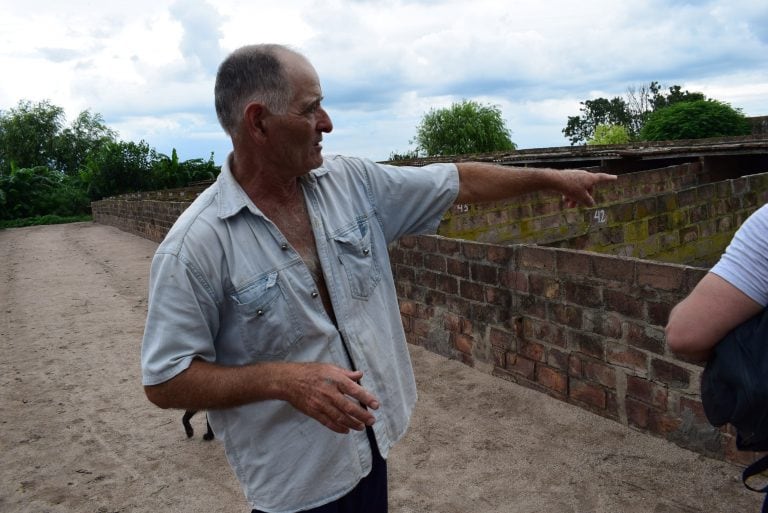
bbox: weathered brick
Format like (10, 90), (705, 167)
(556, 250), (592, 276)
(485, 286), (511, 307)
(606, 343), (648, 374)
(604, 289), (643, 318)
(626, 375), (667, 409)
(506, 354), (535, 379)
(551, 303), (583, 329)
(520, 341), (545, 362)
(593, 255), (635, 282)
(424, 254), (447, 273)
(489, 327), (515, 350)
(446, 257), (470, 279)
(519, 246), (556, 271)
(626, 397), (650, 428)
(637, 261), (684, 291)
(570, 331), (605, 359)
(569, 378), (606, 409)
(583, 359), (617, 388)
(454, 333), (473, 354)
(459, 280), (484, 302)
(625, 321), (665, 354)
(471, 262), (499, 284)
(537, 365), (567, 394)
(564, 281), (603, 308)
(529, 274), (561, 299)
(651, 358), (691, 389)
(500, 269), (528, 292)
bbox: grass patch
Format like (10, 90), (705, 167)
(0, 214), (93, 229)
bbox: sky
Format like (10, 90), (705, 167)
(1, 0), (766, 164)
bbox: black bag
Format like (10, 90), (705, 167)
(701, 308), (768, 512)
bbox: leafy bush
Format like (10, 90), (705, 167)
(588, 124), (631, 145)
(640, 100), (751, 141)
(413, 99), (516, 156)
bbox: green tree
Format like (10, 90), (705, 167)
(640, 100), (751, 141)
(587, 124), (631, 145)
(564, 82), (708, 145)
(81, 140), (155, 200)
(0, 100), (65, 173)
(413, 99), (516, 156)
(55, 110), (118, 176)
(0, 165), (89, 220)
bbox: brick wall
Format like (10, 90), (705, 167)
(441, 163), (768, 267)
(391, 235), (768, 465)
(91, 167), (768, 465)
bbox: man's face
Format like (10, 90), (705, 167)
(265, 55), (333, 176)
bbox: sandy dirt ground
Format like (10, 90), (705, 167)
(0, 222), (763, 513)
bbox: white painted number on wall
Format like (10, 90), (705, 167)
(593, 209), (607, 224)
(456, 204), (470, 214)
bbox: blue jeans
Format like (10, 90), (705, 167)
(251, 427), (387, 513)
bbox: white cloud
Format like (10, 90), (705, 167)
(0, 0), (766, 163)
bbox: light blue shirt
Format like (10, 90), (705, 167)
(141, 154), (459, 513)
(710, 203), (768, 306)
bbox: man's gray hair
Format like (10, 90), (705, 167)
(214, 44), (295, 137)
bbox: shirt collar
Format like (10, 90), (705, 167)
(215, 152), (330, 220)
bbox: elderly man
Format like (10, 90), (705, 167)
(141, 44), (616, 513)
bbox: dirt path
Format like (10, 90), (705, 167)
(0, 222), (762, 512)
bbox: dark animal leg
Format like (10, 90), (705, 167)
(203, 415), (214, 441)
(182, 410), (196, 438)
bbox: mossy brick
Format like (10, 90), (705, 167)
(678, 188), (697, 207)
(610, 202), (635, 223)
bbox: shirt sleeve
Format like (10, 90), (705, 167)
(141, 251), (219, 386)
(710, 203), (768, 307)
(360, 159), (460, 242)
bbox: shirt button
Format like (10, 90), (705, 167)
(363, 249), (370, 255)
(280, 243), (288, 250)
(256, 309), (264, 316)
(311, 291), (319, 298)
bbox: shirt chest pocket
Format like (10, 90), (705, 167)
(332, 218), (382, 299)
(231, 271), (303, 360)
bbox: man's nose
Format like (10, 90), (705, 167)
(317, 107), (333, 133)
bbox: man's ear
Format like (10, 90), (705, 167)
(243, 102), (268, 141)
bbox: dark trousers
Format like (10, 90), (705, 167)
(252, 428), (387, 513)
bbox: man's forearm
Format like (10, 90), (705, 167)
(455, 162), (615, 206)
